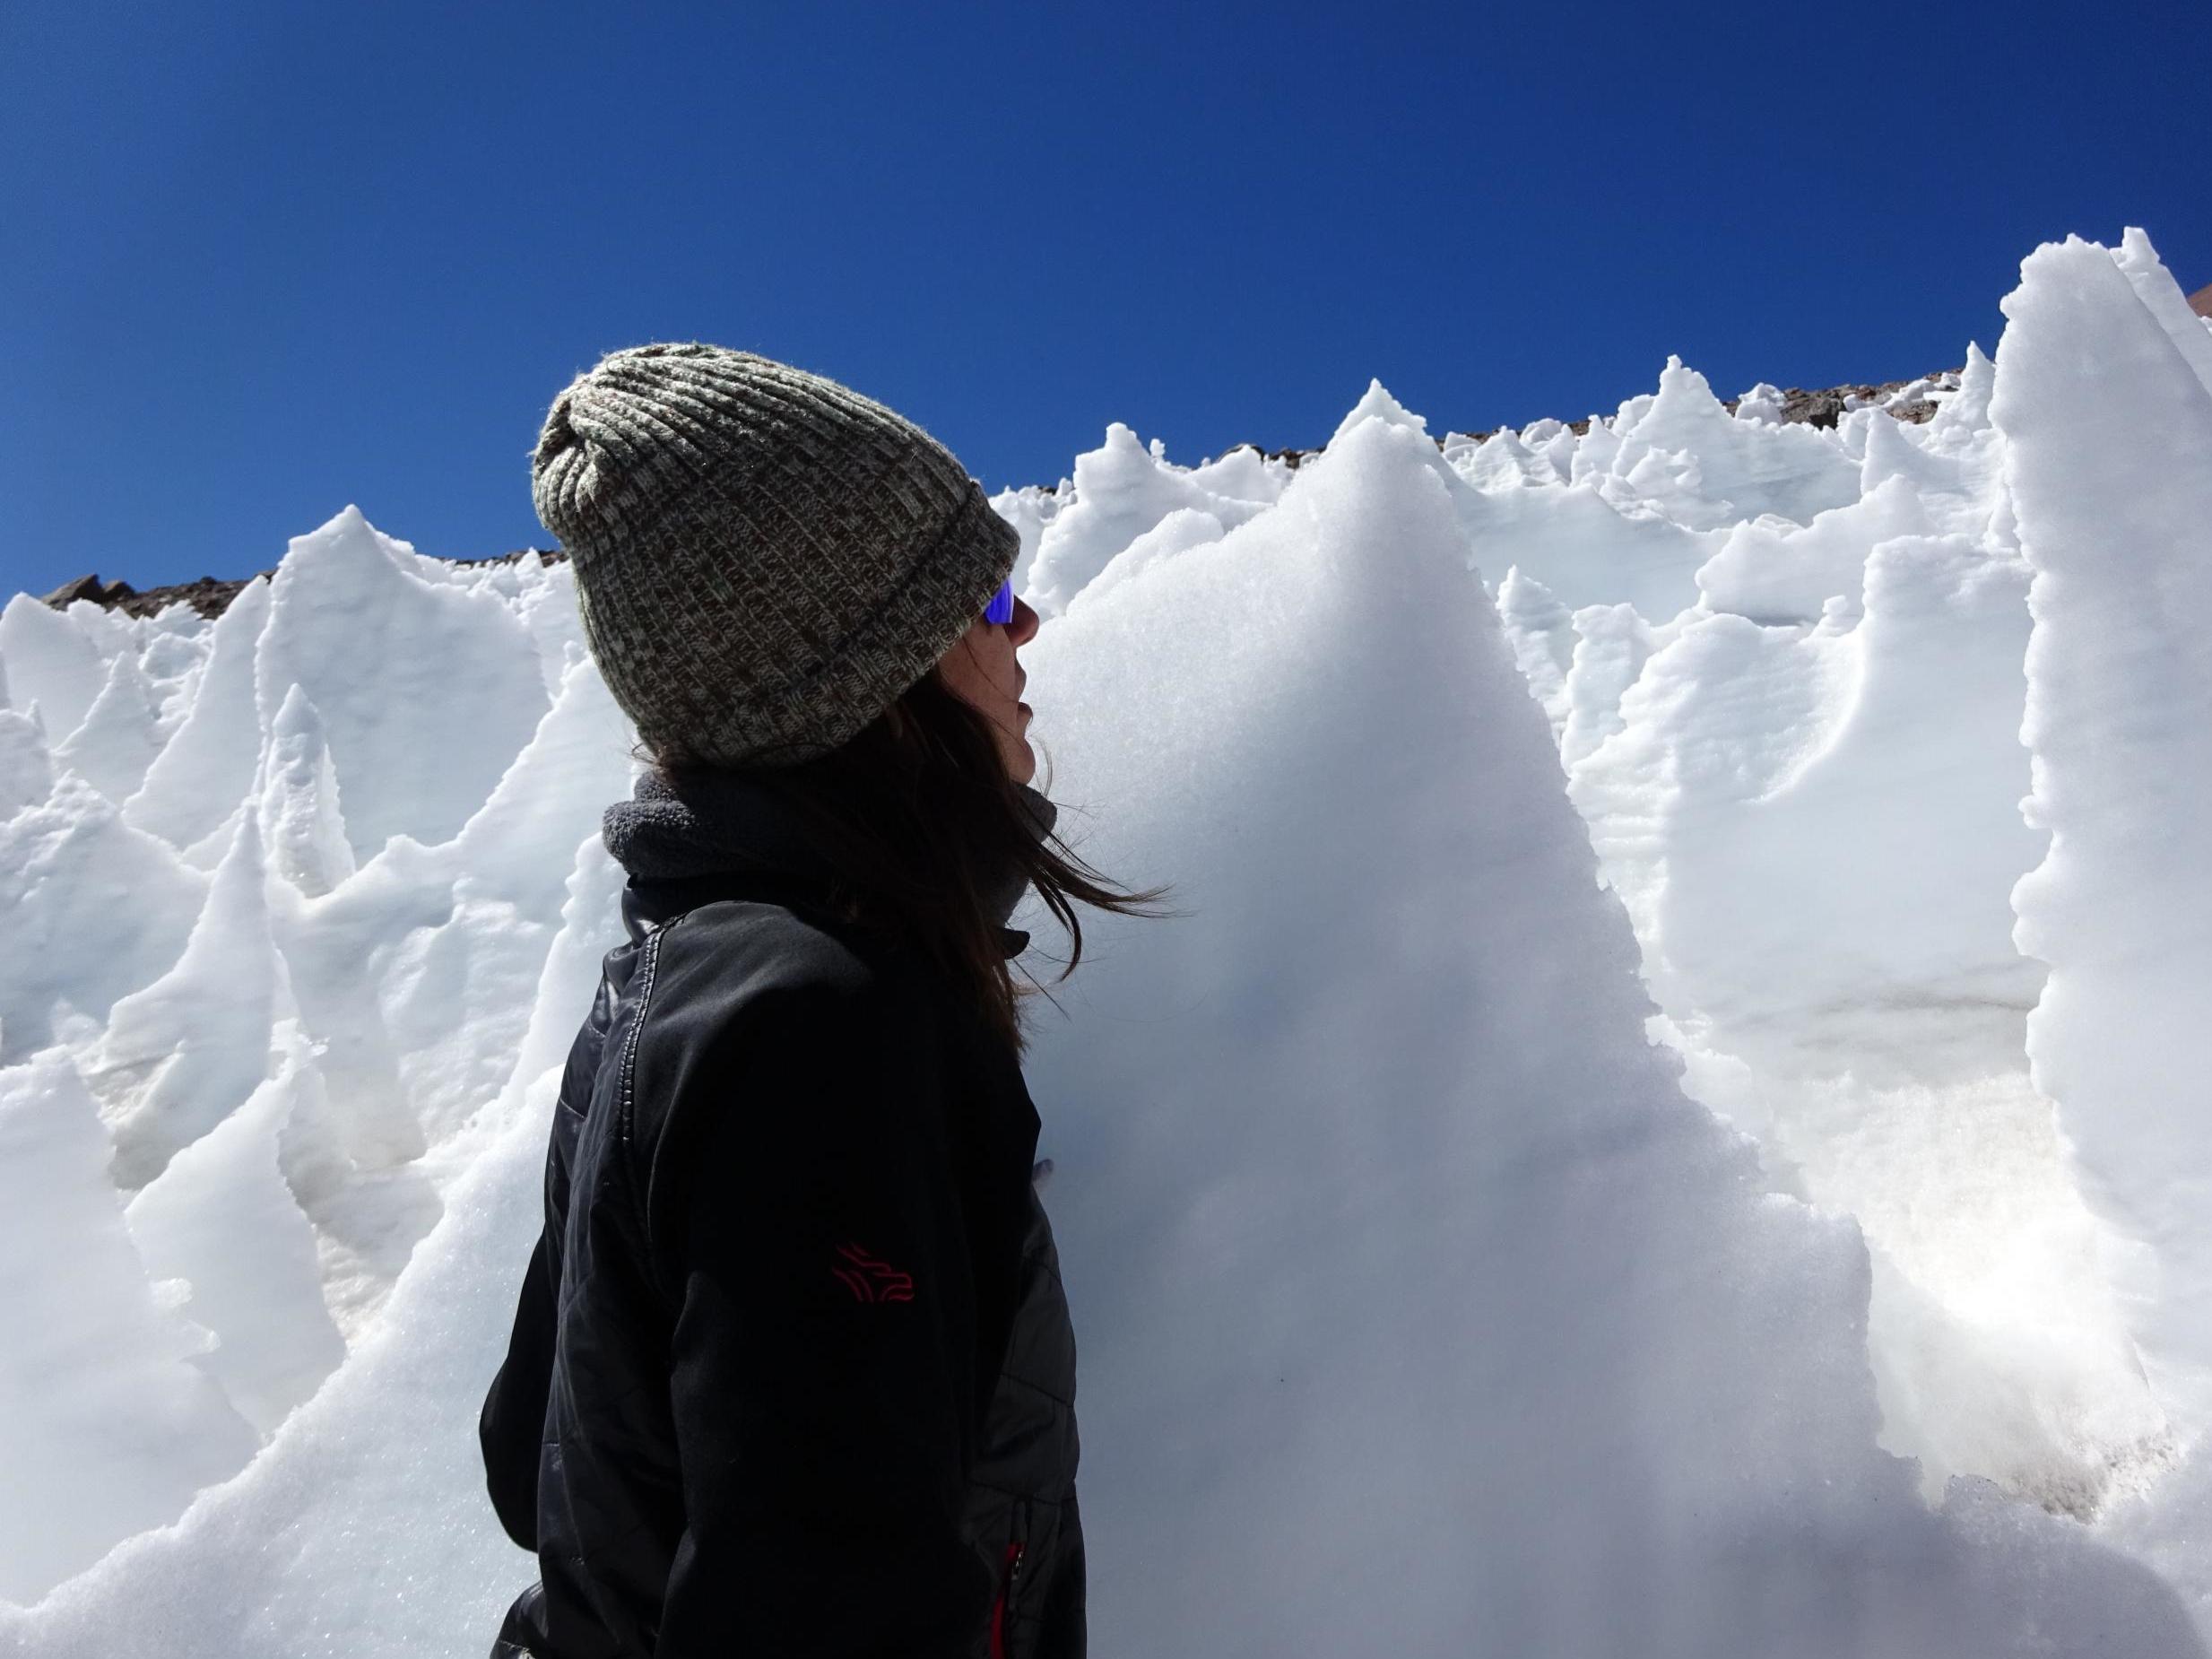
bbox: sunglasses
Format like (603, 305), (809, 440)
(984, 576), (1015, 626)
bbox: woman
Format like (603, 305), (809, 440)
(478, 343), (1170, 1658)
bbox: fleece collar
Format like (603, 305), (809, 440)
(603, 767), (1059, 959)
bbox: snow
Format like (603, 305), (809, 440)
(250, 508), (548, 862)
(91, 812), (291, 1191)
(255, 687), (355, 899)
(0, 1055), (256, 1603)
(50, 650), (163, 805)
(123, 1025), (349, 1436)
(124, 579), (272, 852)
(0, 226), (2208, 1655)
(1998, 237), (2212, 1441)
(0, 708), (53, 821)
(1008, 402), (2193, 1655)
(1021, 421), (1287, 618)
(0, 777), (210, 1064)
(1600, 355), (1862, 531)
(0, 594), (109, 743)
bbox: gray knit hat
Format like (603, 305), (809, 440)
(531, 343), (1019, 768)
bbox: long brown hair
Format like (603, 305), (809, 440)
(668, 666), (1180, 1057)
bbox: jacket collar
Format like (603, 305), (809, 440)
(603, 766), (1059, 960)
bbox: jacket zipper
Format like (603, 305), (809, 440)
(989, 1539), (1025, 1659)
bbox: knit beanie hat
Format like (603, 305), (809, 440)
(531, 343), (1019, 768)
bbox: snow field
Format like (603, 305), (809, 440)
(0, 228), (2207, 1653)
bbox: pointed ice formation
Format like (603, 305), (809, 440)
(1520, 416), (1581, 480)
(1606, 356), (1861, 529)
(0, 775), (209, 1064)
(2114, 225), (2212, 395)
(1999, 234), (2212, 1427)
(1570, 408), (1624, 482)
(261, 1004), (438, 1340)
(1858, 396), (1967, 505)
(0, 838), (629, 1654)
(0, 591), (109, 743)
(512, 557), (586, 699)
(1452, 426), (1559, 491)
(1494, 566), (1576, 737)
(445, 652), (635, 917)
(1733, 382), (1788, 423)
(1326, 377), (1429, 444)
(992, 480), (1070, 604)
(0, 1054), (257, 1603)
(256, 685), (355, 899)
(1574, 493), (2165, 1516)
(1010, 392), (2195, 1655)
(252, 508), (546, 862)
(1022, 424), (1280, 617)
(64, 597), (138, 660)
(1924, 342), (1997, 449)
(1558, 602), (1653, 769)
(52, 647), (166, 804)
(0, 704), (53, 820)
(95, 811), (290, 1190)
(1067, 507), (1227, 616)
(125, 1023), (346, 1437)
(126, 577), (272, 852)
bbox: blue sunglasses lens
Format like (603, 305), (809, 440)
(985, 577), (1015, 626)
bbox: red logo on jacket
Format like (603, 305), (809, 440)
(831, 1243), (915, 1303)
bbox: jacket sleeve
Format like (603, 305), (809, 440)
(645, 977), (994, 1658)
(481, 979), (606, 1556)
(478, 1223), (556, 1551)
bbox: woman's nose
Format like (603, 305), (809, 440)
(1010, 595), (1040, 647)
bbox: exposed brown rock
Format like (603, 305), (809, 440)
(1227, 372), (1956, 470)
(41, 550), (568, 621)
(2190, 283), (2212, 321)
(43, 575), (134, 610)
(46, 573), (242, 620)
(1748, 378), (1953, 430)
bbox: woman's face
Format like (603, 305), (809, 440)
(934, 592), (1040, 786)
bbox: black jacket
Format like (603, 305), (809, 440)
(480, 772), (1083, 1657)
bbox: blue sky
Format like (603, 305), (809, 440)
(4, 0), (2206, 598)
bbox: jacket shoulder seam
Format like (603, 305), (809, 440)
(616, 920), (675, 1254)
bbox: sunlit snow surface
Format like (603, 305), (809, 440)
(2, 230), (2208, 1655)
